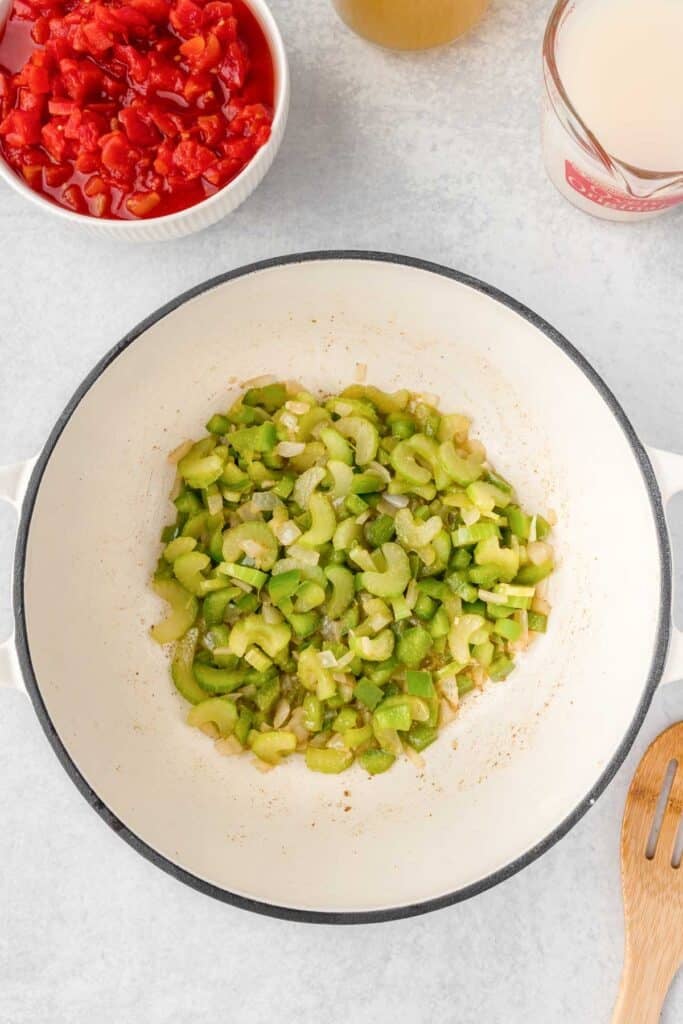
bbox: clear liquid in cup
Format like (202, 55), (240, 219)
(333, 0), (489, 51)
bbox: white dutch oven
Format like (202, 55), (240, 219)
(1, 253), (682, 922)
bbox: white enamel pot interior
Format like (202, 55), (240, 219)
(3, 252), (683, 922)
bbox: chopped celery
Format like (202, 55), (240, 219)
(152, 381), (555, 774)
(305, 748), (353, 774)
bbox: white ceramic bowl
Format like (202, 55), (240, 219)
(0, 0), (289, 242)
(2, 253), (682, 921)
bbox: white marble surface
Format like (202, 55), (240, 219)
(1, 0), (683, 1020)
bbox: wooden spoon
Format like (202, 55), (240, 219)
(612, 723), (683, 1023)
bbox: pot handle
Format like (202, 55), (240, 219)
(0, 457), (37, 694)
(647, 446), (683, 685)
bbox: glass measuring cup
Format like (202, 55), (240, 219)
(542, 0), (683, 221)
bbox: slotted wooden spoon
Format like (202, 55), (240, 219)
(612, 723), (683, 1023)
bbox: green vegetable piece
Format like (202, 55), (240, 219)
(528, 611), (548, 633)
(255, 676), (281, 712)
(360, 542), (411, 598)
(535, 515), (551, 540)
(374, 703), (411, 732)
(151, 579), (198, 644)
(297, 646), (336, 700)
(285, 609), (321, 638)
(473, 640), (494, 668)
(228, 614), (291, 659)
(333, 517), (363, 552)
(268, 569), (301, 605)
(193, 661), (248, 694)
(515, 560), (554, 585)
(324, 565), (355, 619)
(298, 493), (336, 547)
(206, 413), (230, 435)
(332, 707), (358, 732)
(343, 724), (374, 750)
(218, 562), (268, 589)
(235, 591), (260, 613)
(221, 461), (251, 490)
(245, 645), (273, 673)
(243, 382), (287, 412)
(320, 426), (353, 465)
(394, 507), (442, 550)
(170, 628), (206, 704)
(406, 669), (435, 698)
(303, 693), (323, 732)
(507, 505), (531, 540)
(203, 587), (238, 625)
(391, 595), (411, 621)
(448, 614), (485, 664)
(438, 441), (483, 486)
(451, 522), (499, 547)
(447, 570), (478, 603)
(187, 697), (238, 737)
(164, 536), (197, 562)
(364, 515), (395, 548)
(407, 723), (439, 752)
(474, 536), (519, 581)
(354, 678), (384, 710)
(414, 592), (437, 621)
(467, 564), (501, 588)
(466, 481), (511, 512)
(305, 747), (353, 774)
(358, 749), (395, 774)
(457, 673), (476, 696)
(350, 628), (395, 662)
(221, 522), (278, 571)
(252, 730), (297, 765)
(489, 655), (515, 681)
(388, 414), (416, 439)
(428, 606), (451, 639)
(326, 461), (354, 499)
(178, 442), (225, 489)
(234, 708), (253, 747)
(172, 551), (210, 595)
(350, 471), (385, 494)
(396, 625), (433, 668)
(390, 439), (431, 485)
(334, 416), (379, 465)
(295, 580), (326, 612)
(493, 617), (522, 641)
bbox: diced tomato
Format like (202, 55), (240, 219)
(17, 87), (46, 114)
(31, 16), (51, 44)
(113, 44), (150, 83)
(218, 39), (248, 89)
(83, 173), (107, 196)
(169, 0), (203, 37)
(118, 105), (160, 146)
(148, 105), (185, 137)
(81, 20), (115, 57)
(62, 182), (87, 211)
(100, 129), (139, 179)
(128, 0), (170, 22)
(48, 97), (77, 116)
(74, 148), (99, 172)
(197, 113), (223, 147)
(183, 70), (213, 105)
(43, 161), (72, 186)
(0, 108), (42, 146)
(41, 119), (67, 159)
(125, 188), (160, 216)
(220, 134), (254, 163)
(147, 55), (184, 94)
(180, 32), (221, 70)
(90, 191), (109, 217)
(21, 64), (51, 93)
(60, 60), (103, 103)
(171, 137), (214, 179)
(201, 155), (237, 188)
(21, 162), (44, 187)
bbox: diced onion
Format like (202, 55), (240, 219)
(244, 374), (276, 387)
(462, 506), (481, 526)
(532, 596), (551, 615)
(275, 441), (305, 457)
(438, 676), (459, 709)
(356, 511), (371, 525)
(273, 699), (291, 729)
(293, 466), (326, 508)
(439, 698), (458, 725)
(368, 461), (391, 484)
(528, 541), (553, 565)
(280, 412), (298, 432)
(261, 603), (284, 625)
(545, 508), (558, 526)
(335, 650), (355, 670)
(288, 544), (320, 566)
(215, 735), (243, 756)
(284, 401), (310, 415)
(404, 744), (425, 771)
(327, 734), (350, 751)
(382, 493), (409, 509)
(334, 401), (354, 417)
(277, 521), (302, 546)
(478, 589), (507, 605)
(318, 650), (337, 668)
(405, 579), (419, 609)
(207, 491), (223, 515)
(367, 611), (392, 633)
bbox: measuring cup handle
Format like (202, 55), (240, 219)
(647, 446), (683, 685)
(0, 457), (37, 693)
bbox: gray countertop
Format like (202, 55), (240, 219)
(1, 0), (682, 1020)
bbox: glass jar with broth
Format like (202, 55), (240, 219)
(332, 0), (489, 51)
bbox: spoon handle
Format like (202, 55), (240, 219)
(612, 939), (680, 1024)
